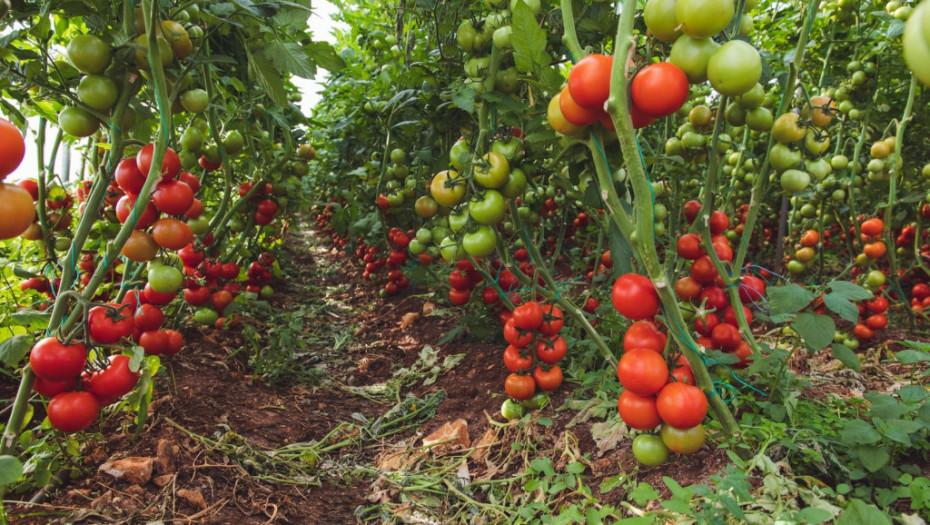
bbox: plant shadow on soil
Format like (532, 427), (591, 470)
(5, 221), (927, 524)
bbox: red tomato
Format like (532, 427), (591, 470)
(513, 301), (544, 330)
(567, 53), (614, 110)
(535, 335), (567, 364)
(143, 282), (176, 305)
(503, 345), (534, 372)
(618, 390), (661, 431)
(183, 286), (211, 306)
(538, 304), (564, 335)
(690, 255), (719, 285)
(694, 312), (720, 337)
(504, 373), (536, 401)
(623, 321), (667, 353)
(137, 144), (181, 181)
(612, 274), (660, 320)
(449, 288), (471, 306)
(738, 275), (767, 303)
(865, 314), (887, 330)
(709, 210), (730, 235)
(504, 318), (534, 347)
(152, 179), (195, 215)
(133, 303), (164, 331)
(675, 276), (703, 301)
(87, 304), (135, 344)
(139, 330), (169, 355)
(114, 157), (146, 195)
(558, 85), (601, 126)
(33, 376), (76, 398)
(30, 338), (87, 382)
(710, 322), (741, 351)
(676, 233), (704, 260)
(533, 365), (563, 391)
(669, 355), (695, 385)
(449, 270), (471, 291)
(631, 62), (689, 118)
(683, 200), (701, 224)
(860, 218), (884, 237)
(47, 391), (99, 433)
(0, 117), (25, 180)
(723, 304), (753, 326)
(164, 329), (184, 355)
(617, 348), (669, 396)
(656, 382), (708, 429)
(87, 355), (139, 403)
(865, 296), (888, 314)
(699, 286), (728, 310)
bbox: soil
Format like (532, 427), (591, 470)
(4, 221), (928, 524)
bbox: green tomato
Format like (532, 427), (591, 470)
(386, 192), (405, 207)
(468, 190), (506, 225)
(408, 239), (426, 255)
(738, 83), (765, 109)
(500, 168), (528, 199)
(644, 0), (682, 42)
(180, 127), (204, 152)
(66, 34), (112, 74)
(473, 152), (510, 189)
(903, 1), (930, 86)
(223, 130), (245, 155)
(228, 217), (245, 232)
(660, 423), (705, 454)
(521, 392), (549, 411)
(769, 143), (802, 171)
(676, 0), (733, 38)
(390, 148), (406, 164)
(148, 265), (183, 293)
(180, 89), (209, 113)
(493, 26), (513, 49)
(669, 35), (720, 84)
(462, 225), (497, 258)
(448, 210), (470, 232)
(707, 40), (762, 97)
(780, 169), (811, 194)
(786, 259), (806, 274)
(866, 270), (886, 289)
(194, 307), (219, 326)
(464, 56), (491, 79)
(632, 434), (669, 466)
(501, 399), (525, 420)
(77, 74), (118, 111)
(831, 154), (850, 171)
(449, 138), (470, 170)
(188, 216), (210, 235)
(58, 106), (100, 137)
(494, 67), (520, 94)
(416, 228), (432, 244)
(745, 107), (773, 132)
(439, 236), (465, 262)
(202, 144), (221, 163)
(431, 226), (451, 245)
(260, 285), (274, 299)
(491, 137), (525, 163)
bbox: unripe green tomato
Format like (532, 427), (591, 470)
(188, 216), (210, 235)
(408, 239), (426, 255)
(416, 228), (432, 244)
(632, 434), (669, 466)
(786, 259), (806, 274)
(501, 399), (525, 419)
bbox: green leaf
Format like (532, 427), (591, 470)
(264, 41), (317, 78)
(511, 1), (547, 75)
(832, 344), (861, 372)
(0, 334), (33, 367)
(629, 482), (659, 506)
(768, 284), (814, 315)
(450, 82), (476, 113)
(836, 499), (892, 525)
(896, 349), (930, 365)
(828, 280), (874, 301)
(607, 217), (633, 278)
(823, 292), (859, 323)
(840, 420), (881, 446)
(599, 475), (622, 494)
(537, 416), (553, 427)
(10, 309), (51, 329)
(0, 455), (23, 486)
(797, 507), (835, 524)
(857, 446), (890, 472)
(247, 46), (288, 106)
(792, 313), (835, 351)
(898, 385), (928, 403)
(530, 457), (555, 476)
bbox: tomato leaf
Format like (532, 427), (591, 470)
(246, 46), (288, 106)
(831, 344), (861, 372)
(265, 41), (317, 79)
(837, 497), (892, 525)
(822, 292), (859, 323)
(827, 280), (874, 301)
(792, 313), (835, 351)
(607, 219), (633, 278)
(0, 455), (23, 486)
(450, 81), (476, 113)
(590, 419), (625, 456)
(9, 309), (50, 329)
(767, 284), (814, 315)
(0, 334), (32, 367)
(840, 420), (881, 446)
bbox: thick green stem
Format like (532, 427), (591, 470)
(602, 0), (739, 436)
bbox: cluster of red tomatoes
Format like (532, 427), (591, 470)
(448, 258), (485, 306)
(615, 320), (708, 464)
(237, 182), (280, 226)
(352, 228), (416, 297)
(858, 218), (888, 261)
(849, 294), (890, 343)
(112, 145), (206, 264)
(910, 283), (930, 314)
(502, 301), (566, 403)
(184, 255), (249, 329)
(550, 54), (690, 136)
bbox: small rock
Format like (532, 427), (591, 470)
(422, 419), (470, 455)
(177, 488), (207, 509)
(154, 439), (178, 474)
(471, 428), (497, 462)
(98, 457), (154, 485)
(153, 474), (175, 488)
